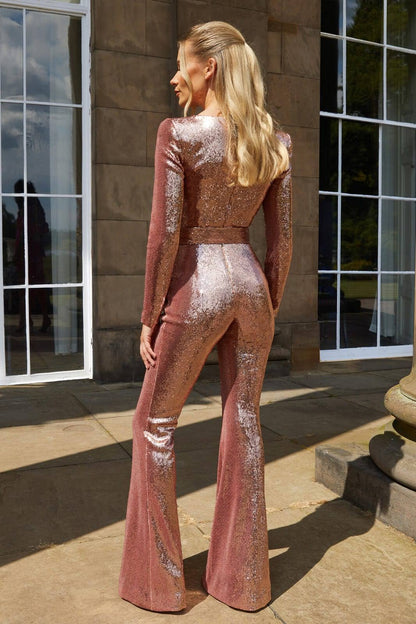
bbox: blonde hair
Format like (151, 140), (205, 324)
(178, 21), (289, 186)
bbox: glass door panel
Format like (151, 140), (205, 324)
(0, 4), (90, 383)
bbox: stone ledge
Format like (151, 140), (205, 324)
(315, 443), (416, 540)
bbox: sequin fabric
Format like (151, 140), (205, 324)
(118, 116), (293, 612)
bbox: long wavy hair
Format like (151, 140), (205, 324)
(178, 21), (289, 186)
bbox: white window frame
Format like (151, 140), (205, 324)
(319, 0), (416, 362)
(0, 0), (92, 384)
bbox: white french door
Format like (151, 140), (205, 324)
(0, 0), (92, 384)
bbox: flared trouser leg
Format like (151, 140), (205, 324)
(203, 318), (274, 611)
(118, 314), (229, 612)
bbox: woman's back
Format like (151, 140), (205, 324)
(163, 115), (290, 229)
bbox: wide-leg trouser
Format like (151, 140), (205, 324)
(118, 244), (275, 612)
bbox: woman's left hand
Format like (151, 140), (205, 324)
(140, 324), (156, 369)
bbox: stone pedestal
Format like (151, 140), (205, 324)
(369, 381), (416, 491)
(369, 270), (416, 490)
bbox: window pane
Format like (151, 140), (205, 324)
(319, 195), (338, 270)
(322, 0), (343, 34)
(382, 125), (416, 198)
(30, 287), (83, 374)
(26, 105), (82, 195)
(340, 274), (378, 348)
(387, 0), (416, 50)
(4, 289), (27, 375)
(347, 0), (383, 43)
(320, 118), (339, 191)
(2, 195), (24, 285)
(0, 8), (23, 100)
(319, 273), (338, 349)
(341, 198), (378, 270)
(381, 200), (416, 271)
(321, 37), (343, 113)
(1, 103), (24, 193)
(379, 274), (414, 345)
(26, 12), (81, 104)
(346, 41), (383, 119)
(342, 121), (378, 195)
(27, 197), (82, 285)
(387, 50), (416, 123)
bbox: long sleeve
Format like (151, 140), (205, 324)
(141, 118), (184, 330)
(262, 133), (293, 316)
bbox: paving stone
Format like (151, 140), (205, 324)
(0, 392), (89, 427)
(264, 439), (337, 510)
(341, 391), (389, 415)
(267, 502), (416, 624)
(289, 372), (393, 395)
(260, 396), (386, 446)
(0, 418), (127, 472)
(73, 387), (141, 416)
(0, 459), (130, 563)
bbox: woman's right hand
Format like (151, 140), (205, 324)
(140, 324), (156, 370)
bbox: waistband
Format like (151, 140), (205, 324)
(179, 226), (250, 245)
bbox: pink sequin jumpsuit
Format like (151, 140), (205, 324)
(118, 115), (292, 612)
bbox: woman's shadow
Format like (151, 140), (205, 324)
(268, 444), (402, 601)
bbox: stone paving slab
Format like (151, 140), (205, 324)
(289, 372), (395, 395)
(260, 395), (385, 445)
(0, 458), (130, 565)
(1, 418), (127, 471)
(0, 392), (89, 427)
(267, 501), (416, 624)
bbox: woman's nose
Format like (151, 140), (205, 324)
(170, 71), (179, 85)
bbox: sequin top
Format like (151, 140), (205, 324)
(141, 115), (293, 330)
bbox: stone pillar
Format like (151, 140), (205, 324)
(369, 284), (416, 491)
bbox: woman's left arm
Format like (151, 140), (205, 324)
(140, 118), (185, 336)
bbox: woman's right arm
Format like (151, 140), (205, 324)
(262, 133), (293, 316)
(141, 118), (185, 332)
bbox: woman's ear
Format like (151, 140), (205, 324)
(205, 57), (217, 80)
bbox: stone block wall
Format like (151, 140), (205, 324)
(91, 0), (321, 381)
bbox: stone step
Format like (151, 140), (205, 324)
(315, 443), (416, 540)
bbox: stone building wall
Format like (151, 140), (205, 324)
(91, 0), (321, 382)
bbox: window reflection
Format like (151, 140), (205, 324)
(387, 0), (416, 50)
(347, 0), (383, 43)
(379, 274), (414, 345)
(30, 287), (83, 374)
(341, 274), (377, 348)
(341, 197), (378, 270)
(0, 8), (23, 100)
(26, 12), (81, 104)
(1, 103), (24, 193)
(322, 0), (342, 34)
(387, 50), (416, 123)
(381, 200), (416, 271)
(2, 196), (23, 285)
(321, 38), (343, 113)
(320, 118), (338, 191)
(3, 289), (27, 375)
(346, 41), (383, 119)
(319, 195), (338, 270)
(26, 105), (82, 195)
(318, 274), (338, 349)
(342, 120), (378, 194)
(382, 125), (416, 198)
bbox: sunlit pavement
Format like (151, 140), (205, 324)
(1, 357), (416, 624)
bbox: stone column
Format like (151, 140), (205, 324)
(369, 288), (416, 491)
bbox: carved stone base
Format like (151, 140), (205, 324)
(369, 420), (416, 491)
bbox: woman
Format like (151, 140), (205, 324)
(118, 21), (292, 613)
